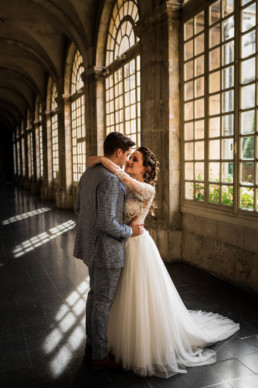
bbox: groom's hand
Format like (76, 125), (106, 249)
(130, 216), (144, 237)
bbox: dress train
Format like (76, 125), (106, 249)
(107, 231), (240, 378)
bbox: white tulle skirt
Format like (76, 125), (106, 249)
(107, 230), (239, 378)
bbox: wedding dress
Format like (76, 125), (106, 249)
(107, 168), (240, 378)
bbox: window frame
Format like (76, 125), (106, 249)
(181, 0), (258, 222)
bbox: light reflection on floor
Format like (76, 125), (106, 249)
(43, 277), (90, 377)
(2, 207), (51, 225)
(12, 220), (76, 258)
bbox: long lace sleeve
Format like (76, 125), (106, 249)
(115, 167), (155, 201)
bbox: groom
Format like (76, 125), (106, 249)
(73, 132), (144, 370)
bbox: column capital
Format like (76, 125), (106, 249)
(82, 66), (106, 83)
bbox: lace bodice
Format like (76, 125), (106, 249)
(115, 168), (155, 225)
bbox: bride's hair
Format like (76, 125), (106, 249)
(137, 146), (160, 216)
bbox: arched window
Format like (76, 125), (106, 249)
(26, 110), (34, 178)
(105, 0), (141, 147)
(50, 83), (59, 179)
(71, 50), (86, 182)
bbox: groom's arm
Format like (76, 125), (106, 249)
(96, 175), (132, 241)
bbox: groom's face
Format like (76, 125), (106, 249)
(117, 148), (132, 168)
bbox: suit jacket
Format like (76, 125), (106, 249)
(73, 164), (132, 268)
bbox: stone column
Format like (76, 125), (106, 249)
(42, 109), (54, 199)
(138, 0), (182, 261)
(82, 65), (106, 159)
(54, 94), (73, 208)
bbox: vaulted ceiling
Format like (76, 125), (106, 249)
(0, 0), (102, 133)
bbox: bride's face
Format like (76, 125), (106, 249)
(125, 151), (145, 180)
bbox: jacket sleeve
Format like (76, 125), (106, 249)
(96, 175), (131, 240)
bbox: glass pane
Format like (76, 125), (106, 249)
(241, 30), (256, 58)
(242, 0), (254, 5)
(195, 141), (205, 160)
(185, 81), (194, 100)
(241, 57), (255, 83)
(241, 4), (256, 33)
(241, 136), (254, 159)
(195, 182), (204, 201)
(222, 90), (234, 112)
(184, 60), (193, 80)
(195, 33), (204, 55)
(195, 76), (204, 97)
(185, 122), (194, 140)
(222, 161), (234, 183)
(209, 94), (220, 115)
(222, 16), (234, 41)
(222, 66), (234, 89)
(209, 139), (220, 159)
(185, 142), (194, 160)
(240, 187), (254, 209)
(209, 162), (220, 181)
(210, 1), (221, 25)
(209, 184), (220, 203)
(241, 84), (255, 109)
(210, 47), (220, 70)
(195, 162), (204, 180)
(209, 117), (220, 137)
(240, 161), (254, 184)
(209, 71), (220, 93)
(195, 55), (205, 76)
(222, 41), (234, 65)
(185, 162), (193, 180)
(222, 138), (234, 159)
(184, 19), (194, 40)
(185, 182), (194, 199)
(222, 114), (234, 136)
(221, 185), (233, 206)
(185, 39), (193, 60)
(210, 24), (221, 48)
(185, 101), (193, 120)
(195, 11), (205, 34)
(195, 120), (204, 139)
(222, 0), (234, 17)
(195, 98), (204, 118)
(240, 110), (255, 134)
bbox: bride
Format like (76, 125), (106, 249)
(89, 146), (239, 378)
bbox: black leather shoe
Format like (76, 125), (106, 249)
(91, 354), (121, 371)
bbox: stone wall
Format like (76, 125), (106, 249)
(181, 212), (258, 293)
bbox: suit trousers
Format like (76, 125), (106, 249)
(86, 266), (122, 360)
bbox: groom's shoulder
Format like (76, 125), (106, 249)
(83, 164), (117, 182)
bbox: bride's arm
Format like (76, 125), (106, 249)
(88, 156), (155, 199)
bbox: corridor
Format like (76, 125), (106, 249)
(0, 183), (258, 388)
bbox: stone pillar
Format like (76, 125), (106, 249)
(42, 109), (54, 199)
(83, 65), (106, 159)
(138, 0), (182, 261)
(54, 94), (73, 208)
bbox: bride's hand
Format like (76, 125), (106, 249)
(88, 156), (103, 167)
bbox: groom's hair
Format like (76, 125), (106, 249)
(104, 132), (135, 156)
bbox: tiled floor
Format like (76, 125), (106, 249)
(0, 183), (258, 388)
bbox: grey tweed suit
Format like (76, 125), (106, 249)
(73, 164), (131, 360)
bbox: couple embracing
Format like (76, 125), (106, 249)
(73, 132), (239, 378)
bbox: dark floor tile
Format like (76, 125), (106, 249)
(228, 374), (258, 388)
(245, 335), (258, 350)
(0, 367), (35, 386)
(70, 362), (113, 388)
(238, 352), (258, 373)
(209, 359), (254, 382)
(145, 372), (192, 388)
